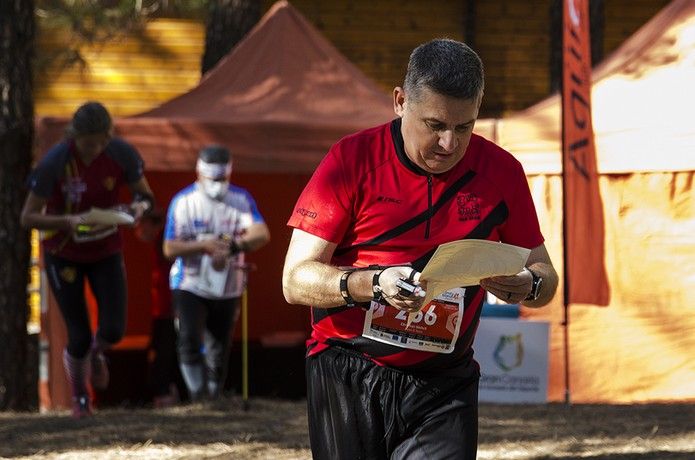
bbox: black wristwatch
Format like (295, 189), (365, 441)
(524, 269), (543, 301)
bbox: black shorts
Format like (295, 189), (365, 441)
(306, 346), (479, 460)
(172, 289), (239, 367)
(44, 251), (127, 357)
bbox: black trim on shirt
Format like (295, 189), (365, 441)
(390, 118), (430, 176)
(465, 201), (509, 239)
(334, 169), (476, 257)
(408, 201), (509, 272)
(312, 305), (351, 324)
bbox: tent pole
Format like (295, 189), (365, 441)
(560, 0), (571, 407)
(241, 287), (249, 411)
(561, 115), (572, 407)
(562, 297), (571, 405)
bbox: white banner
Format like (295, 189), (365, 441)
(475, 318), (550, 403)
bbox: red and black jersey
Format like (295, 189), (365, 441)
(28, 138), (145, 262)
(288, 118), (544, 376)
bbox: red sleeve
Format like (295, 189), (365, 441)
(498, 166), (545, 249)
(287, 143), (354, 244)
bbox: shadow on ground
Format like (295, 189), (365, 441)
(1, 400), (694, 459)
(0, 397), (308, 458)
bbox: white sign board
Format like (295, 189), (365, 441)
(474, 317), (550, 403)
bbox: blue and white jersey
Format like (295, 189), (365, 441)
(164, 182), (265, 299)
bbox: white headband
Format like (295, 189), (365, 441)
(196, 159), (232, 179)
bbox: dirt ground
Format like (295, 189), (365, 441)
(1, 397), (694, 459)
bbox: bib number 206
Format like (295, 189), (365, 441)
(395, 304), (437, 326)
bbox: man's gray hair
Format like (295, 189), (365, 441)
(403, 38), (484, 102)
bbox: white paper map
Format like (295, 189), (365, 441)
(420, 239), (531, 303)
(81, 207), (135, 226)
(406, 239), (530, 326)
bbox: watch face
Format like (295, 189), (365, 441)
(524, 269), (543, 301)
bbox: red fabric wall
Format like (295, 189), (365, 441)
(125, 170), (313, 343)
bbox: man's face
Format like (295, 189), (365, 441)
(196, 160), (231, 200)
(393, 86), (481, 174)
(74, 132), (111, 162)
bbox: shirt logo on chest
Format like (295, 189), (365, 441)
(103, 176), (116, 191)
(62, 178), (87, 204)
(193, 219), (208, 230)
(457, 192), (481, 221)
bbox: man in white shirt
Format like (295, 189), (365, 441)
(163, 145), (270, 400)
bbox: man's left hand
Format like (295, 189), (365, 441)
(480, 268), (533, 304)
(129, 200), (151, 221)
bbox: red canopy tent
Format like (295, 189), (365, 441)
(39, 0), (394, 173)
(36, 0), (394, 409)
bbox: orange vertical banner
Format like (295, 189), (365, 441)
(562, 0), (610, 305)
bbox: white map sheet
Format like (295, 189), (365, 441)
(81, 207), (135, 225)
(406, 239), (531, 327)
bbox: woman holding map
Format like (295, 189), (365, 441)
(20, 101), (154, 418)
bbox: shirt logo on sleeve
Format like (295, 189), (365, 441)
(296, 208), (317, 219)
(376, 195), (403, 204)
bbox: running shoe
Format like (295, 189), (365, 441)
(72, 395), (92, 419)
(90, 350), (109, 390)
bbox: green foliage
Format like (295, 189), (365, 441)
(34, 0), (208, 74)
(36, 0), (207, 41)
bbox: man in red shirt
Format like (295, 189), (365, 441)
(283, 39), (558, 459)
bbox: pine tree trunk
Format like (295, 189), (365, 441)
(201, 0), (261, 74)
(0, 0), (35, 411)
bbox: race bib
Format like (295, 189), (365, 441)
(195, 233), (229, 297)
(362, 288), (465, 353)
(197, 254), (230, 297)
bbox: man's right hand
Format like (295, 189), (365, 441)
(376, 266), (428, 313)
(201, 238), (231, 256)
(64, 213), (86, 232)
